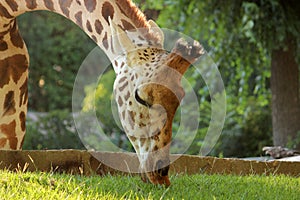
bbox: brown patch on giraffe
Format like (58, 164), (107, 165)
(117, 24), (125, 31)
(0, 30), (10, 39)
(102, 32), (108, 50)
(101, 2), (114, 24)
(121, 19), (135, 31)
(91, 35), (97, 43)
(43, 0), (55, 11)
(59, 0), (73, 17)
(118, 96), (123, 107)
(128, 110), (136, 129)
(3, 21), (12, 28)
(120, 62), (125, 68)
(151, 133), (160, 141)
(76, 0), (81, 5)
(118, 77), (127, 84)
(84, 0), (96, 12)
(5, 0), (18, 12)
(10, 20), (24, 48)
(114, 60), (118, 67)
(130, 75), (135, 81)
(9, 137), (18, 149)
(3, 91), (16, 116)
(164, 129), (169, 136)
(0, 120), (17, 149)
(0, 54), (28, 88)
(139, 113), (144, 119)
(138, 35), (145, 41)
(19, 111), (26, 131)
(86, 20), (92, 32)
(0, 39), (8, 51)
(94, 20), (103, 35)
(139, 122), (146, 127)
(0, 3), (13, 18)
(129, 136), (136, 142)
(119, 81), (128, 92)
(26, 0), (37, 9)
(19, 78), (28, 107)
(0, 138), (7, 148)
(124, 91), (130, 101)
(140, 138), (146, 146)
(75, 11), (83, 29)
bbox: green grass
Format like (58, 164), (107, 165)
(0, 170), (299, 200)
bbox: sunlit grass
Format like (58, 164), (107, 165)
(0, 170), (299, 199)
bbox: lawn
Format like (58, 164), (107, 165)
(0, 170), (299, 200)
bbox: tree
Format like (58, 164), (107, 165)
(271, 34), (300, 149)
(139, 0), (300, 150)
(18, 11), (96, 111)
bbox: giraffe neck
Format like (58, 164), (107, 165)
(1, 0), (157, 60)
(0, 0), (159, 149)
(0, 0), (186, 186)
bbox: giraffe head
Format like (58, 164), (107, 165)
(109, 19), (204, 186)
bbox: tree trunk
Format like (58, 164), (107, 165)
(271, 35), (300, 150)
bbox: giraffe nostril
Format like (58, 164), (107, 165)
(156, 160), (169, 176)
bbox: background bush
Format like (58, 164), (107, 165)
(23, 110), (84, 150)
(18, 1), (298, 157)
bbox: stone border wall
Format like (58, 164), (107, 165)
(0, 150), (299, 177)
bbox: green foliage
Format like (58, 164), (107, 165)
(219, 98), (273, 157)
(81, 70), (133, 151)
(23, 110), (84, 150)
(136, 0), (300, 156)
(18, 11), (96, 111)
(287, 131), (300, 149)
(17, 1), (299, 156)
(82, 70), (116, 133)
(1, 170), (299, 199)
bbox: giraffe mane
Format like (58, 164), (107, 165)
(115, 0), (160, 43)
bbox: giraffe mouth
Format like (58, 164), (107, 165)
(140, 158), (171, 186)
(144, 171), (171, 187)
(141, 171), (171, 187)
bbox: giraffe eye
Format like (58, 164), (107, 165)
(135, 89), (152, 108)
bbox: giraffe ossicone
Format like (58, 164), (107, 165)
(0, 0), (204, 186)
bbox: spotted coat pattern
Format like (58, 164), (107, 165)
(0, 0), (203, 186)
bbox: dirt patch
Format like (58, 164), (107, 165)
(0, 150), (299, 177)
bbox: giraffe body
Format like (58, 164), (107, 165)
(0, 0), (203, 185)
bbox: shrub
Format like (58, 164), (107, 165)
(23, 110), (85, 150)
(218, 99), (273, 157)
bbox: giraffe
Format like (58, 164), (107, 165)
(0, 0), (203, 186)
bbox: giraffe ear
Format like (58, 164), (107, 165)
(109, 17), (135, 53)
(148, 20), (164, 46)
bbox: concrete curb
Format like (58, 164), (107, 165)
(0, 150), (299, 177)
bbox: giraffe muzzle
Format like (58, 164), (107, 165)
(156, 159), (170, 176)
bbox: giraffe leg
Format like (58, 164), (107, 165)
(0, 19), (29, 150)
